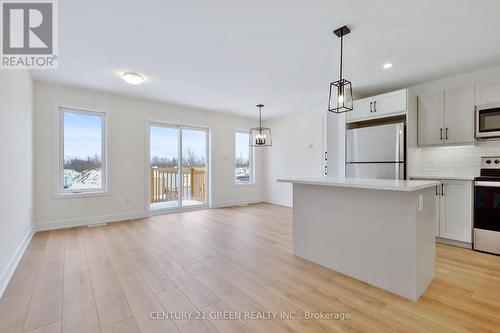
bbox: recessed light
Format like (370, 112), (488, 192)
(383, 63), (393, 69)
(122, 72), (145, 85)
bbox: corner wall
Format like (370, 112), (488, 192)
(263, 109), (326, 207)
(0, 70), (34, 296)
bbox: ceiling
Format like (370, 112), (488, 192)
(32, 0), (500, 118)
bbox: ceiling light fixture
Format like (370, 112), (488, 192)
(250, 104), (272, 147)
(122, 72), (145, 85)
(383, 63), (393, 69)
(328, 25), (353, 114)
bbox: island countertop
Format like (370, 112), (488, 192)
(277, 177), (440, 192)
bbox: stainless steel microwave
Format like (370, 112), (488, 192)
(476, 103), (500, 140)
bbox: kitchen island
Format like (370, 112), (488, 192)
(277, 177), (441, 301)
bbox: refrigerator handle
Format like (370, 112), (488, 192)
(398, 124), (405, 162)
(395, 163), (404, 180)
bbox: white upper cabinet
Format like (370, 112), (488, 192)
(373, 89), (407, 117)
(417, 84), (474, 146)
(418, 91), (445, 146)
(445, 85), (475, 144)
(346, 97), (371, 122)
(476, 80), (500, 105)
(346, 89), (407, 123)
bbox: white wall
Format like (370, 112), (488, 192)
(33, 82), (264, 229)
(263, 109), (326, 206)
(0, 70), (33, 296)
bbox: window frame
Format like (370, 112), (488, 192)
(56, 106), (109, 198)
(234, 129), (254, 185)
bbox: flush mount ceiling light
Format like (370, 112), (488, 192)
(122, 72), (145, 85)
(250, 104), (272, 147)
(328, 25), (353, 114)
(383, 63), (393, 69)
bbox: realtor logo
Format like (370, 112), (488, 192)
(1, 0), (57, 68)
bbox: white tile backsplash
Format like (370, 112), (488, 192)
(416, 142), (500, 177)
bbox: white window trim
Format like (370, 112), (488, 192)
(54, 105), (110, 198)
(234, 129), (254, 185)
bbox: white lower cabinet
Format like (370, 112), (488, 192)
(438, 180), (473, 243)
(421, 179), (473, 244)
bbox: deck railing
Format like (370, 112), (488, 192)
(150, 166), (206, 203)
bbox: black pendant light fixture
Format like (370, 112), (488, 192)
(328, 25), (353, 113)
(250, 104), (272, 147)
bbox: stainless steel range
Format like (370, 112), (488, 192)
(474, 156), (500, 255)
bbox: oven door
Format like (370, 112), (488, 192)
(476, 103), (500, 139)
(474, 181), (500, 232)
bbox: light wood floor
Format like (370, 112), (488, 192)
(1, 203), (500, 333)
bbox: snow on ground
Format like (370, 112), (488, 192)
(235, 167), (250, 182)
(64, 169), (102, 189)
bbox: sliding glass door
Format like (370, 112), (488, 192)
(150, 125), (180, 210)
(181, 128), (208, 207)
(149, 123), (208, 212)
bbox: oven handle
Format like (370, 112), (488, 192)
(475, 181), (500, 187)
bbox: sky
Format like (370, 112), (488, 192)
(64, 111), (102, 160)
(150, 126), (207, 163)
(235, 132), (250, 163)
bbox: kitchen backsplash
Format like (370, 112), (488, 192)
(416, 143), (500, 176)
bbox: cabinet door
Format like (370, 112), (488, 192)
(373, 89), (407, 116)
(476, 81), (500, 105)
(346, 97), (372, 122)
(445, 86), (474, 144)
(418, 91), (445, 146)
(440, 180), (472, 243)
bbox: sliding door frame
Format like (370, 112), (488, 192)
(146, 121), (210, 215)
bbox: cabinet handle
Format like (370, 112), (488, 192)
(445, 128), (448, 140)
(435, 186), (439, 196)
(373, 101), (377, 112)
(440, 128), (443, 140)
(441, 184), (444, 196)
(370, 102), (373, 113)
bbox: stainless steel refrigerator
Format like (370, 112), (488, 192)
(346, 123), (405, 180)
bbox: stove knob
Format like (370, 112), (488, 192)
(496, 160), (500, 164)
(486, 160), (492, 164)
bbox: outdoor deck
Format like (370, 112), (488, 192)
(150, 166), (206, 209)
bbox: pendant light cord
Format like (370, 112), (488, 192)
(339, 33), (343, 83)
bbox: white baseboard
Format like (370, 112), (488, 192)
(212, 198), (263, 208)
(264, 198), (292, 208)
(34, 211), (149, 232)
(436, 237), (472, 249)
(0, 227), (34, 298)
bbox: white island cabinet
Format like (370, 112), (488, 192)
(278, 177), (440, 301)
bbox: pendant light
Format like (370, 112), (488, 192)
(250, 104), (272, 147)
(328, 25), (353, 113)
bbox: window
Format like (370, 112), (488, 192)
(235, 131), (253, 183)
(58, 107), (106, 195)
